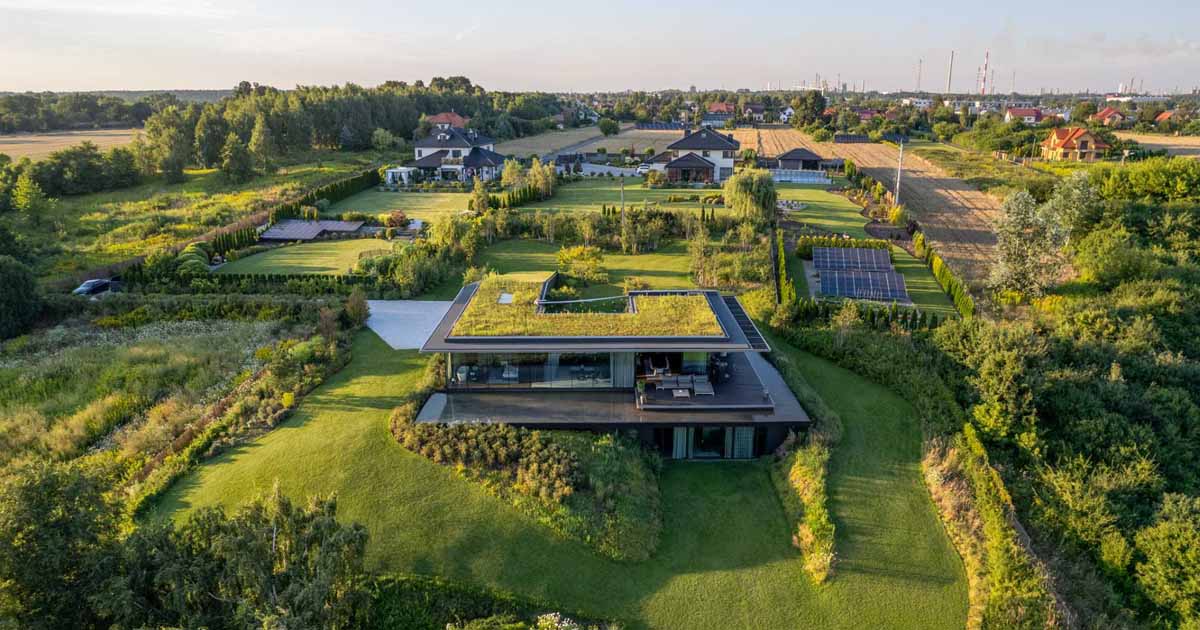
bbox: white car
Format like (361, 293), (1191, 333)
(635, 163), (651, 176)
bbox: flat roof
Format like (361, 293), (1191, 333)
(420, 281), (765, 353)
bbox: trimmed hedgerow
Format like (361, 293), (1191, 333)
(794, 235), (892, 259)
(914, 231), (975, 319)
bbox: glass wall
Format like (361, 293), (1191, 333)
(448, 352), (614, 389)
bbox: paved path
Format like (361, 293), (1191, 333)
(366, 300), (452, 349)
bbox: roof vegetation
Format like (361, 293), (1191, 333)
(450, 274), (723, 338)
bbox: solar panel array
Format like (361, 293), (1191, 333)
(820, 271), (909, 302)
(812, 247), (892, 272)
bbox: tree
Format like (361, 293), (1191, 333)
(792, 90), (827, 126)
(345, 287), (370, 327)
(988, 190), (1060, 297)
(193, 106), (228, 168)
(0, 255), (39, 339)
(248, 113), (276, 173)
(932, 121), (961, 141)
(723, 169), (777, 226)
(1039, 171), (1101, 246)
(555, 245), (608, 286)
(501, 158), (526, 188)
(0, 461), (118, 629)
(470, 176), (490, 213)
(1071, 101), (1098, 124)
(142, 105), (191, 183)
(11, 171), (51, 225)
(598, 117), (620, 136)
(371, 127), (396, 151)
(1073, 226), (1153, 288)
(102, 147), (140, 189)
(1135, 494), (1200, 625)
(220, 132), (254, 183)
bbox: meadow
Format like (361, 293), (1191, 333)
(151, 330), (968, 630)
(3, 150), (391, 282)
(0, 127), (139, 161)
(326, 189), (470, 222)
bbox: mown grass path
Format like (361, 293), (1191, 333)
(152, 331), (966, 629)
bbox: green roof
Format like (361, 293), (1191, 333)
(449, 274), (723, 338)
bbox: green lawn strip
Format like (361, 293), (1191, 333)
(326, 189), (471, 222)
(151, 330), (967, 630)
(521, 177), (711, 215)
(890, 246), (956, 316)
(216, 239), (394, 275)
(765, 331), (969, 627)
(786, 251), (810, 298)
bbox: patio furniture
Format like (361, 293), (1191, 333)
(693, 380), (715, 396)
(672, 388), (691, 398)
(501, 364), (519, 381)
(455, 366), (470, 385)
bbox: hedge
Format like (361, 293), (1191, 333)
(269, 168), (381, 224)
(913, 231), (976, 318)
(794, 235), (892, 259)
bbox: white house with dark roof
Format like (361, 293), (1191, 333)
(413, 127), (506, 181)
(664, 128), (740, 184)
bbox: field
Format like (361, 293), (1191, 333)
(216, 239), (396, 275)
(1114, 131), (1200, 159)
(494, 125), (611, 158)
(730, 127), (1002, 286)
(151, 330), (967, 630)
(0, 127), (139, 161)
(1, 150), (387, 282)
(575, 128), (687, 156)
(326, 189), (470, 222)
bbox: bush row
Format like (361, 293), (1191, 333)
(268, 168), (381, 223)
(369, 574), (614, 630)
(794, 235), (891, 259)
(913, 231), (976, 318)
(39, 293), (339, 327)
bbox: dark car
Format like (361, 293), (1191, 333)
(72, 279), (111, 296)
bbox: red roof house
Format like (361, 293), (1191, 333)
(707, 102), (737, 114)
(1042, 127), (1108, 162)
(427, 111), (471, 129)
(1090, 107), (1125, 126)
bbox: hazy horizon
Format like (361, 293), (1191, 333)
(3, 0), (1198, 95)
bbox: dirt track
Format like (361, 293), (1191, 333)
(733, 128), (1000, 285)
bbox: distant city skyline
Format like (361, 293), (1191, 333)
(2, 0), (1198, 95)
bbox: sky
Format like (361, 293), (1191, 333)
(1, 0), (1198, 95)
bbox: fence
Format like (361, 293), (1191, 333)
(833, 134), (871, 144)
(634, 122), (688, 130)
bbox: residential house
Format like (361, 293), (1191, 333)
(901, 97), (933, 109)
(778, 106), (795, 123)
(413, 126), (506, 181)
(663, 128), (740, 183)
(700, 112), (733, 128)
(417, 273), (810, 460)
(1155, 110), (1176, 124)
(1091, 106), (1126, 127)
(1041, 127), (1108, 162)
(426, 111), (470, 129)
(1005, 107), (1044, 124)
(707, 101), (737, 115)
(772, 147), (823, 170)
(743, 103), (766, 122)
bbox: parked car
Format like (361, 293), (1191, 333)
(72, 278), (111, 296)
(635, 163), (652, 175)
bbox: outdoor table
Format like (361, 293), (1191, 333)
(672, 389), (691, 398)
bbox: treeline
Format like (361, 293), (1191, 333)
(0, 91), (179, 134)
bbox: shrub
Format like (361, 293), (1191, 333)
(794, 235), (890, 259)
(0, 255), (40, 340)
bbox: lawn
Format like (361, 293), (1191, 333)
(216, 239), (396, 275)
(326, 189), (470, 222)
(476, 238), (694, 298)
(151, 331), (966, 630)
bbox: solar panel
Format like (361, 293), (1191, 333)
(819, 270), (910, 302)
(812, 247), (892, 272)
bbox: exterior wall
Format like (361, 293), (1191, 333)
(673, 149), (736, 182)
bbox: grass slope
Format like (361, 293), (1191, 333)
(216, 239), (393, 275)
(152, 331), (966, 630)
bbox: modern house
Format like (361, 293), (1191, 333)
(418, 273), (810, 459)
(1004, 107), (1044, 124)
(413, 126), (506, 181)
(1041, 127), (1108, 162)
(662, 128), (740, 184)
(1091, 106), (1126, 127)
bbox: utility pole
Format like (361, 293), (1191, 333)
(895, 140), (904, 206)
(916, 58), (922, 92)
(619, 176), (625, 221)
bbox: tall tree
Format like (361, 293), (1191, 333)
(141, 106), (192, 183)
(989, 190), (1060, 297)
(470, 176), (490, 213)
(723, 169), (777, 226)
(193, 106), (229, 168)
(248, 113), (277, 173)
(0, 254), (40, 339)
(220, 132), (254, 183)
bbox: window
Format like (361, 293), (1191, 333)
(448, 353), (613, 389)
(452, 149), (461, 158)
(416, 150), (422, 157)
(702, 150), (710, 157)
(722, 151), (734, 159)
(1078, 140), (1088, 151)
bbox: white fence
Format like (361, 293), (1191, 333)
(769, 169), (831, 184)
